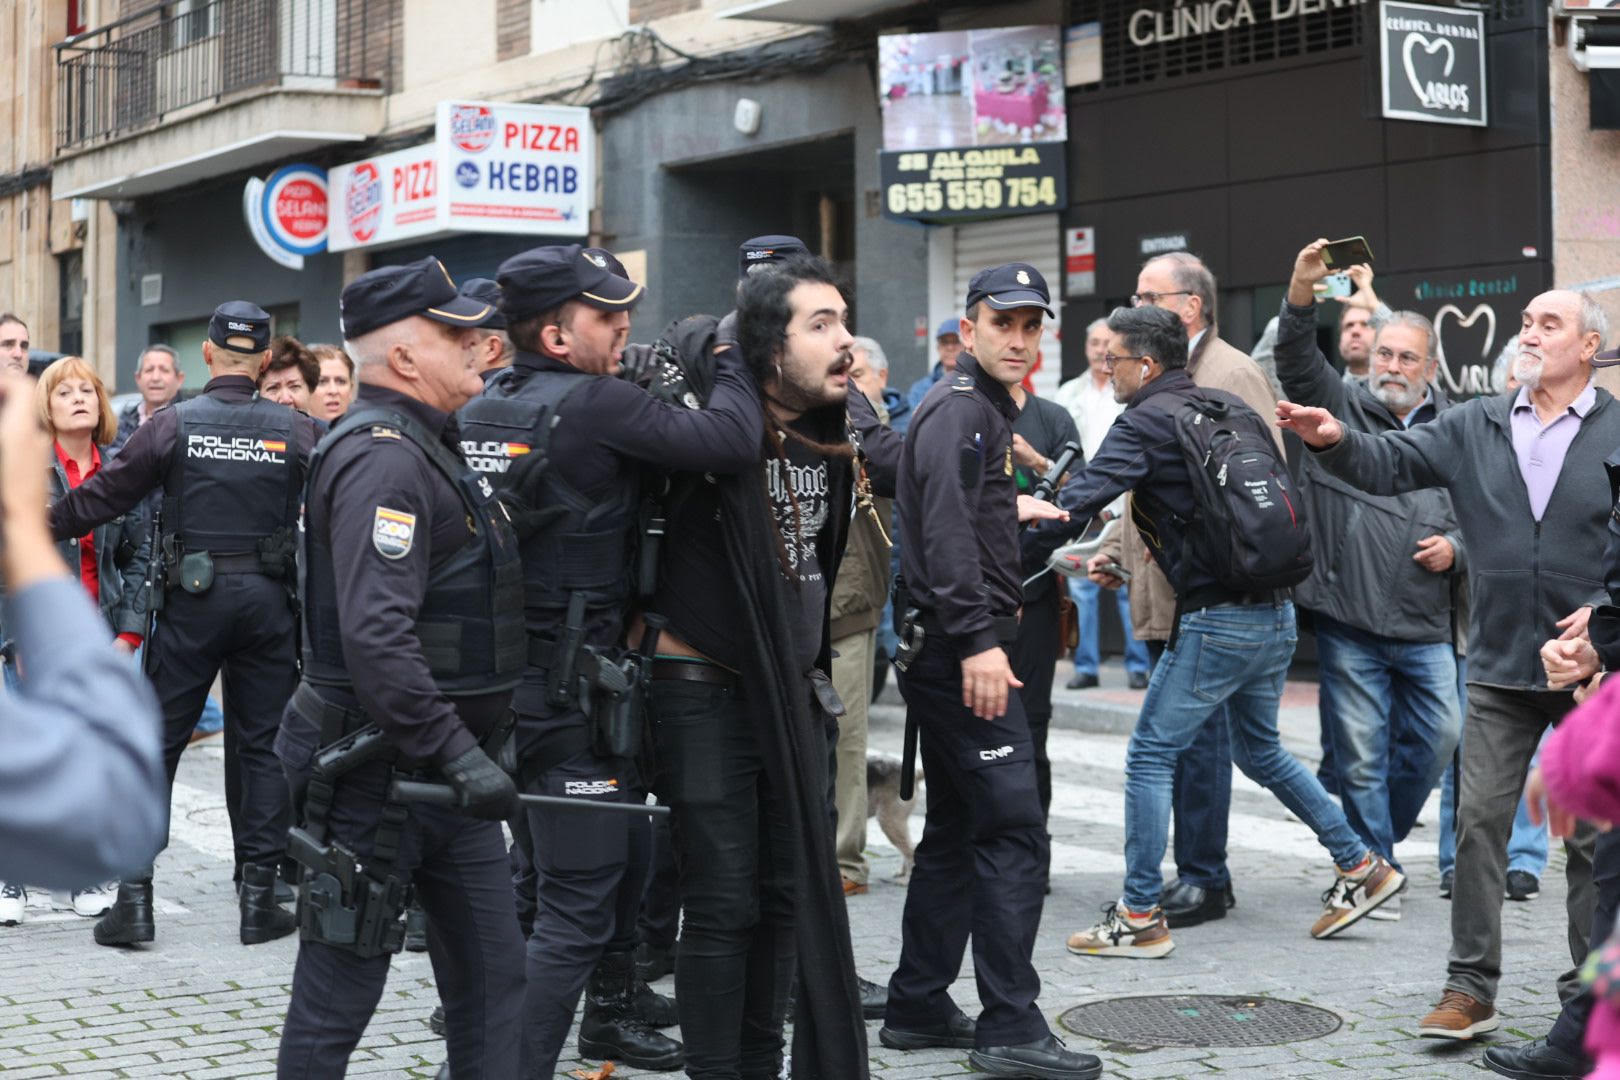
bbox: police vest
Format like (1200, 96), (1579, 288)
(161, 393), (298, 553)
(457, 364), (639, 632)
(299, 407), (526, 697)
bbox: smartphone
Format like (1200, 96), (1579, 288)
(1321, 236), (1374, 270)
(1315, 272), (1353, 299)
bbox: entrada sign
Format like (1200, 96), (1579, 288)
(1127, 0), (1364, 47)
(1379, 0), (1487, 127)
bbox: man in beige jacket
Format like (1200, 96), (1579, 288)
(1094, 251), (1281, 929)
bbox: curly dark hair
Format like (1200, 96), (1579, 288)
(263, 335), (320, 391)
(734, 254), (844, 388)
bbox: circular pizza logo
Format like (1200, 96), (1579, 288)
(261, 165), (328, 255)
(449, 104), (496, 153)
(346, 162), (383, 245)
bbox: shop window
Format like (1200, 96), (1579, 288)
(58, 251), (84, 358)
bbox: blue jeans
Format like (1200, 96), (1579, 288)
(1068, 576), (1151, 676)
(1435, 658), (1549, 877)
(1315, 615), (1461, 870)
(1123, 601), (1364, 910)
(1147, 638), (1233, 891)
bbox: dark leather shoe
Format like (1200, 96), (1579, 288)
(1128, 671), (1149, 689)
(632, 976), (679, 1028)
(1066, 672), (1099, 690)
(1161, 879), (1235, 929)
(635, 939), (676, 981)
(879, 1007), (975, 1050)
(970, 1035), (1102, 1079)
(239, 863), (297, 945)
(428, 1005), (446, 1037)
(1484, 1040), (1591, 1079)
(858, 975), (889, 1021)
(93, 879), (154, 946)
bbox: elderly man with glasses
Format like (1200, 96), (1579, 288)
(1273, 239), (1465, 929)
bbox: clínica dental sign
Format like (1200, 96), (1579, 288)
(1126, 0), (1365, 47)
(1378, 0), (1488, 127)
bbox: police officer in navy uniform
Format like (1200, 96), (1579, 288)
(457, 244), (763, 1077)
(272, 258), (527, 1078)
(883, 265), (1103, 1080)
(50, 301), (317, 949)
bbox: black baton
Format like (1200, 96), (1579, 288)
(390, 780), (671, 817)
(900, 711), (919, 801)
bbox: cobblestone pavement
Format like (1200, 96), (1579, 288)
(0, 664), (1579, 1078)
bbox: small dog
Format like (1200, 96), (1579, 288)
(866, 752), (924, 883)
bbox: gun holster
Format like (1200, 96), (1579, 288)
(894, 607), (925, 673)
(580, 649), (643, 762)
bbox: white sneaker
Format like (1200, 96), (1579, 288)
(53, 882), (116, 918)
(0, 882), (27, 925)
(1366, 891), (1401, 921)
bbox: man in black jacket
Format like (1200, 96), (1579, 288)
(1276, 240), (1464, 914)
(1052, 305), (1401, 963)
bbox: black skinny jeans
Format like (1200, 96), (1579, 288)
(650, 679), (796, 1080)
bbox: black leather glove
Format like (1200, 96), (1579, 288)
(440, 745), (519, 821)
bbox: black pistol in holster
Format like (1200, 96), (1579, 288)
(285, 725), (412, 958)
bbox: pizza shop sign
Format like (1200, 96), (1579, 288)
(1127, 0), (1365, 46)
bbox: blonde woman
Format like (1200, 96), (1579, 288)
(0, 358), (152, 926)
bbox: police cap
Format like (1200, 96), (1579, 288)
(459, 278), (506, 330)
(339, 257), (493, 339)
(582, 247), (628, 279)
(208, 301), (272, 352)
(965, 263), (1054, 318)
(497, 244), (644, 322)
(738, 235), (809, 279)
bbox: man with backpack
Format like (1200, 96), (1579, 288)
(1052, 304), (1404, 959)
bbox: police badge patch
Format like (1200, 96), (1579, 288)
(373, 506), (417, 559)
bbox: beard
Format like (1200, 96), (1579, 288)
(1373, 373), (1423, 413)
(1513, 349), (1544, 391)
(772, 350), (851, 411)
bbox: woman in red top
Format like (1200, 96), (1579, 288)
(0, 358), (153, 926)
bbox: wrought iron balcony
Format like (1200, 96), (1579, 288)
(55, 0), (390, 154)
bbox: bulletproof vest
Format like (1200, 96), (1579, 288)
(161, 392), (298, 553)
(299, 407), (526, 697)
(457, 363), (639, 632)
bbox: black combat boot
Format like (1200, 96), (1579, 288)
(93, 879), (154, 946)
(404, 902), (429, 952)
(239, 863), (298, 945)
(577, 950), (685, 1070)
(630, 972), (679, 1028)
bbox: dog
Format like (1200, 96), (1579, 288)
(866, 752), (924, 883)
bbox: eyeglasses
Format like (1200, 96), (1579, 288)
(1373, 346), (1428, 369)
(1102, 353), (1146, 370)
(1131, 290), (1191, 307)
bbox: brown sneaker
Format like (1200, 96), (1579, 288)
(1067, 902), (1174, 958)
(1310, 852), (1405, 939)
(1417, 989), (1499, 1040)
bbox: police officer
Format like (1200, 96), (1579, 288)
(883, 264), (1102, 1080)
(458, 244), (764, 1077)
(50, 301), (316, 949)
(275, 258), (526, 1077)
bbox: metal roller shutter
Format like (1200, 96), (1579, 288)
(950, 213), (1062, 397)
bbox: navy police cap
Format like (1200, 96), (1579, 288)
(459, 278), (506, 330)
(340, 257), (493, 339)
(497, 244), (644, 322)
(208, 301), (272, 353)
(965, 263), (1054, 318)
(738, 234), (809, 279)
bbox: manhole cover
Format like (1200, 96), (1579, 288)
(1059, 994), (1341, 1048)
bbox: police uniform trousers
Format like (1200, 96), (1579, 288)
(515, 714), (652, 1079)
(146, 571), (296, 872)
(277, 757), (524, 1078)
(1009, 589), (1062, 821)
(886, 634), (1051, 1049)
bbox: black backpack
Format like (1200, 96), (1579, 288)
(1163, 392), (1313, 592)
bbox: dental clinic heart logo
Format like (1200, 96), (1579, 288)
(1434, 303), (1497, 396)
(1380, 2), (1486, 126)
(1402, 34), (1456, 109)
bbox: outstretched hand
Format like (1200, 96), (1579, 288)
(1275, 401), (1345, 448)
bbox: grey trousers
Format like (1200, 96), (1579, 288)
(1446, 684), (1596, 1006)
(832, 629), (876, 884)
